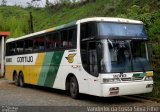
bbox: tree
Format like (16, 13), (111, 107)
(45, 0), (51, 8)
(72, 0), (76, 3)
(82, 0), (96, 3)
(46, 0), (49, 6)
(1, 0), (7, 6)
(28, 0), (42, 7)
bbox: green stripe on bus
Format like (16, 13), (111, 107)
(38, 52), (54, 86)
(44, 51), (64, 87)
(133, 73), (146, 77)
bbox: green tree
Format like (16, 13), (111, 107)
(1, 0), (7, 6)
(45, 0), (49, 7)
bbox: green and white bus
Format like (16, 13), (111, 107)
(5, 17), (153, 98)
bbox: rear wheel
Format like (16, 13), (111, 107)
(19, 72), (25, 87)
(70, 76), (79, 99)
(13, 72), (19, 86)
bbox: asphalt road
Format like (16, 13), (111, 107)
(0, 78), (159, 112)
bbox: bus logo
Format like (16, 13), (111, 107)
(66, 54), (76, 63)
(113, 74), (127, 78)
(17, 56), (33, 63)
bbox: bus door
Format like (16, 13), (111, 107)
(86, 41), (100, 95)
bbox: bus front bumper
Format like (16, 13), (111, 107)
(101, 81), (153, 97)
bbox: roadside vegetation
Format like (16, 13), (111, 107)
(0, 0), (160, 98)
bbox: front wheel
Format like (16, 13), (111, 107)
(70, 76), (79, 99)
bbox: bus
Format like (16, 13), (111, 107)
(5, 17), (153, 98)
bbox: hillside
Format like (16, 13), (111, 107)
(0, 0), (160, 98)
(0, 0), (159, 38)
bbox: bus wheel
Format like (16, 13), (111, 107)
(13, 72), (19, 86)
(19, 72), (25, 87)
(70, 76), (79, 99)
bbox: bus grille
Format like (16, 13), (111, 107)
(121, 77), (144, 81)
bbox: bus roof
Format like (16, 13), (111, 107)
(6, 17), (143, 43)
(79, 17), (143, 24)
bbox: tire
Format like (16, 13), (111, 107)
(19, 72), (25, 87)
(13, 72), (19, 86)
(70, 76), (79, 99)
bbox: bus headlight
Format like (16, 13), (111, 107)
(146, 71), (153, 77)
(103, 78), (121, 83)
(144, 76), (153, 81)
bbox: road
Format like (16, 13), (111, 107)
(0, 78), (159, 112)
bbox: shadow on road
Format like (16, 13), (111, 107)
(16, 83), (142, 104)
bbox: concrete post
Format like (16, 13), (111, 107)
(1, 36), (4, 77)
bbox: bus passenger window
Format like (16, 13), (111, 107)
(24, 39), (33, 53)
(6, 43), (16, 55)
(61, 27), (77, 49)
(6, 43), (10, 56)
(33, 36), (45, 51)
(16, 41), (24, 54)
(34, 40), (38, 51)
(61, 30), (68, 48)
(46, 34), (53, 49)
(39, 37), (45, 50)
(53, 32), (60, 48)
(10, 43), (16, 55)
(68, 28), (77, 48)
(46, 32), (60, 50)
(80, 22), (97, 40)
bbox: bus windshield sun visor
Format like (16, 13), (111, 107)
(97, 22), (147, 40)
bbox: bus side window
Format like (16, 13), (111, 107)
(61, 26), (77, 49)
(10, 43), (16, 55)
(68, 27), (77, 48)
(80, 22), (97, 40)
(16, 41), (24, 54)
(53, 32), (61, 48)
(46, 34), (53, 49)
(6, 43), (10, 56)
(33, 39), (39, 51)
(39, 37), (45, 51)
(61, 30), (68, 48)
(33, 36), (45, 52)
(46, 32), (60, 50)
(24, 39), (33, 53)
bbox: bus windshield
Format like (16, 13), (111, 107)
(80, 22), (152, 75)
(98, 22), (147, 38)
(98, 39), (152, 73)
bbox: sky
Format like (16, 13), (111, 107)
(0, 0), (57, 7)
